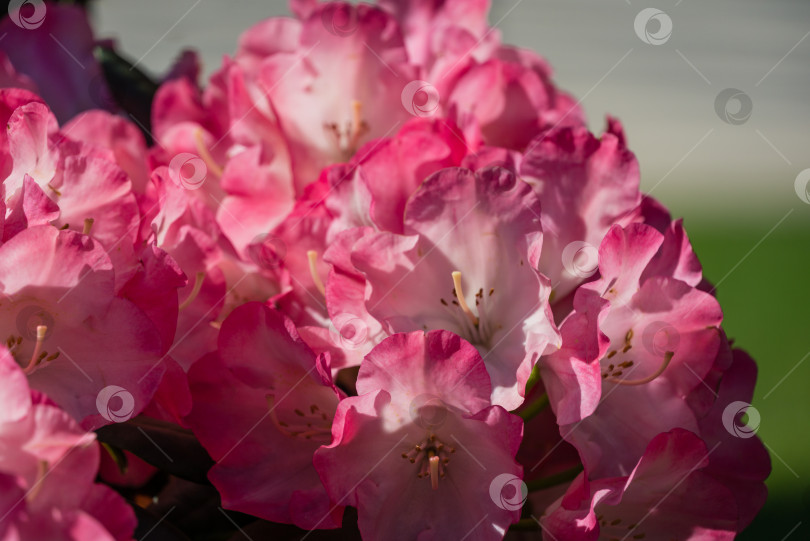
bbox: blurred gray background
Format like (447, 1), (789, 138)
(92, 0), (810, 220)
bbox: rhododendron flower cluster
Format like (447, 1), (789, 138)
(0, 1), (769, 540)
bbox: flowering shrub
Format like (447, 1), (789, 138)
(0, 1), (769, 540)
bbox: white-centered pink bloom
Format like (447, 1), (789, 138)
(0, 226), (165, 429)
(0, 347), (136, 540)
(185, 302), (343, 529)
(331, 166), (560, 409)
(314, 330), (523, 541)
(542, 223), (723, 477)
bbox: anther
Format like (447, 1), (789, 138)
(82, 218), (94, 235)
(607, 351), (674, 386)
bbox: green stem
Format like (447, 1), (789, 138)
(526, 464), (583, 492)
(100, 442), (128, 475)
(524, 363), (542, 396)
(516, 393), (549, 422)
(508, 518), (540, 532)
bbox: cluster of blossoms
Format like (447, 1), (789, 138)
(0, 1), (769, 540)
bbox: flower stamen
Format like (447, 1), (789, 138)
(82, 218), (94, 235)
(323, 100), (369, 158)
(265, 394), (332, 440)
(607, 351), (674, 386)
(402, 434), (454, 489)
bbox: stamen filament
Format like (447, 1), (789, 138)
(194, 129), (224, 177)
(607, 351), (674, 386)
(307, 250), (327, 297)
(82, 218), (94, 235)
(23, 326), (48, 375)
(179, 272), (205, 311)
(451, 271), (478, 327)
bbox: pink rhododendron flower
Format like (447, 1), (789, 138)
(151, 0), (578, 255)
(542, 429), (738, 540)
(185, 302), (343, 529)
(0, 226), (165, 429)
(542, 223), (723, 477)
(333, 166), (559, 409)
(0, 346), (136, 540)
(314, 330), (523, 540)
(0, 0), (771, 539)
(520, 120), (642, 303)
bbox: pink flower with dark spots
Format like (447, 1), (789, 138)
(0, 226), (164, 429)
(314, 330), (523, 541)
(185, 302), (343, 529)
(542, 223), (723, 477)
(333, 166), (559, 409)
(0, 346), (136, 540)
(542, 429), (738, 541)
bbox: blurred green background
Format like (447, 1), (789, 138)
(681, 209), (810, 539)
(88, 0), (810, 536)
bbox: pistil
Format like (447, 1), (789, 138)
(451, 271), (479, 327)
(307, 250), (327, 296)
(324, 100), (369, 158)
(428, 453), (440, 490)
(23, 325), (48, 375)
(401, 434), (455, 490)
(179, 272), (205, 311)
(194, 129), (224, 178)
